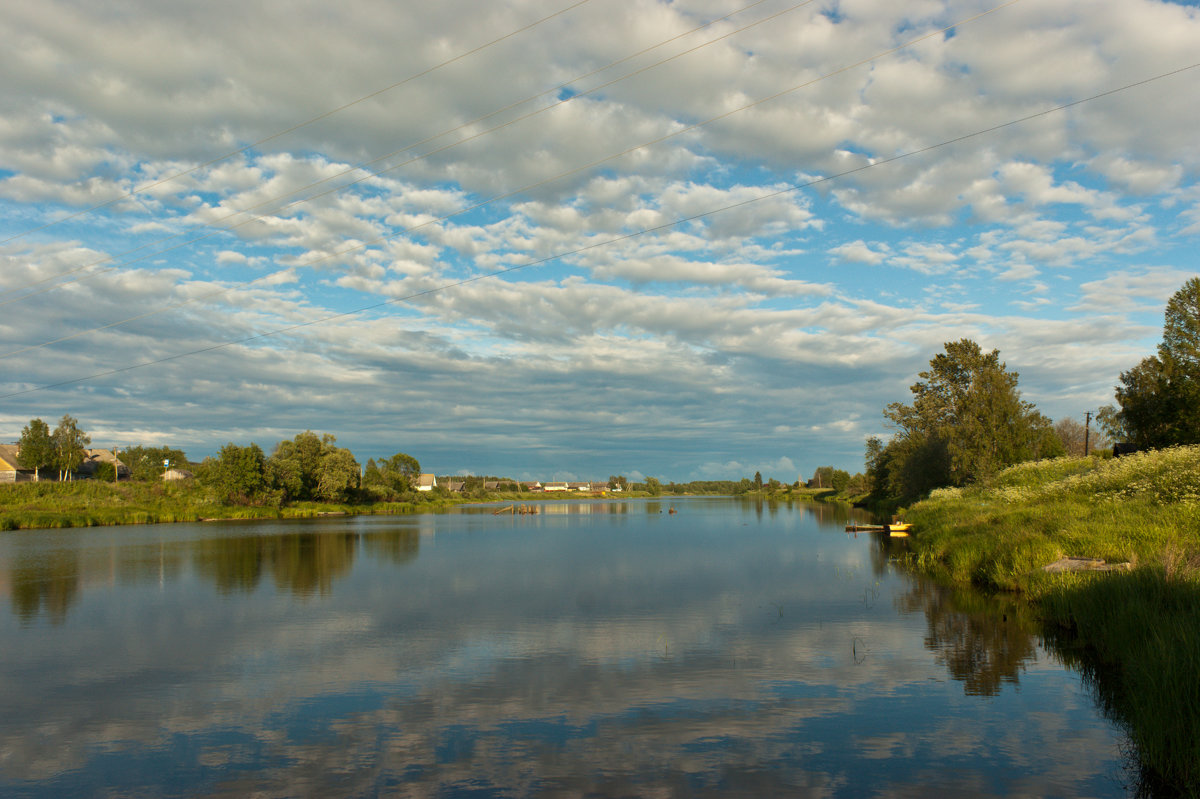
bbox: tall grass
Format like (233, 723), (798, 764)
(908, 447), (1200, 591)
(904, 446), (1200, 796)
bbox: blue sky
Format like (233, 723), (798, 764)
(2, 0), (1199, 482)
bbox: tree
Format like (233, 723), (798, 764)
(363, 458), (384, 488)
(316, 448), (360, 502)
(268, 431), (329, 500)
(362, 452), (420, 499)
(50, 415), (90, 481)
(119, 445), (189, 481)
(381, 452), (419, 492)
(204, 443), (268, 504)
(644, 476), (663, 496)
(1095, 404), (1126, 443)
(873, 340), (1060, 503)
(266, 431), (361, 502)
(1162, 276), (1200, 369)
(753, 471), (763, 490)
(1054, 416), (1109, 457)
(1112, 278), (1200, 447)
(17, 418), (53, 481)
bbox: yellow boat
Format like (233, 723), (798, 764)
(886, 522), (913, 536)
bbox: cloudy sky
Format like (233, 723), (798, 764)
(2, 0), (1199, 482)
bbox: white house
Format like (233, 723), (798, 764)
(416, 473), (437, 491)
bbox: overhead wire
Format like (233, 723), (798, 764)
(0, 0), (1017, 361)
(0, 0), (596, 246)
(3, 61), (1195, 401)
(0, 0), (784, 303)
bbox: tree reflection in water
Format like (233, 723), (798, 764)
(897, 577), (1040, 696)
(10, 548), (81, 625)
(8, 527), (424, 623)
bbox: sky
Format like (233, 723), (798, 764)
(2, 0), (1199, 483)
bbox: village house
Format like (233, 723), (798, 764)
(416, 473), (437, 492)
(78, 449), (131, 480)
(0, 444), (32, 483)
(0, 444), (131, 482)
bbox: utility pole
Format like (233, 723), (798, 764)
(1084, 411), (1092, 456)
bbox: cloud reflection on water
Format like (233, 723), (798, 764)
(0, 500), (1125, 796)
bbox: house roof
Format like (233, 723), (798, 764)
(417, 473), (437, 488)
(79, 449), (130, 475)
(0, 444), (21, 472)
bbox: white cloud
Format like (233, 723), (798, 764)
(829, 240), (889, 265)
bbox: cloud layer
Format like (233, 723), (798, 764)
(2, 0), (1199, 478)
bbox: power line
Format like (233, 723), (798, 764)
(0, 0), (596, 247)
(3, 61), (1196, 401)
(0, 0), (1020, 361)
(0, 0), (787, 304)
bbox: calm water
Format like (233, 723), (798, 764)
(0, 498), (1127, 797)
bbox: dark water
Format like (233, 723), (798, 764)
(0, 498), (1127, 797)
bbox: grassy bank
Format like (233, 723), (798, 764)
(904, 446), (1200, 794)
(0, 480), (443, 530)
(0, 481), (649, 530)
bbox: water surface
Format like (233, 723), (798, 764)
(0, 498), (1127, 796)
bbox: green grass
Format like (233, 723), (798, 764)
(907, 447), (1200, 591)
(903, 446), (1200, 795)
(0, 481), (634, 530)
(0, 480), (432, 530)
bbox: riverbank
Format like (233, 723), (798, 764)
(0, 480), (669, 530)
(903, 445), (1200, 795)
(0, 480), (483, 530)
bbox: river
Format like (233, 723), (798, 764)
(0, 497), (1129, 797)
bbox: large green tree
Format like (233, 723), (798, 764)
(1112, 277), (1200, 447)
(315, 448), (360, 502)
(873, 339), (1060, 503)
(17, 418), (54, 481)
(50, 414), (90, 481)
(267, 431), (360, 502)
(204, 443), (269, 504)
(362, 452), (421, 499)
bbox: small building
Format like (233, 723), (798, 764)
(445, 480), (465, 492)
(416, 473), (437, 492)
(0, 444), (34, 483)
(543, 481), (569, 492)
(79, 449), (131, 479)
(163, 468), (194, 481)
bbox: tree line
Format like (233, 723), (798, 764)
(864, 277), (1200, 508)
(201, 432), (421, 505)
